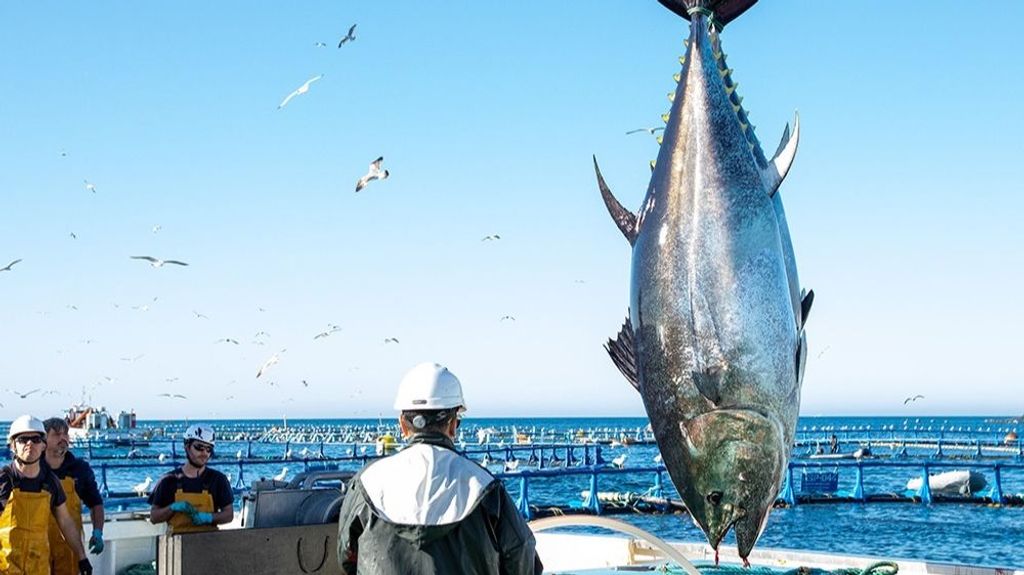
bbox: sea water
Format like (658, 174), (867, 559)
(48, 415), (1024, 568)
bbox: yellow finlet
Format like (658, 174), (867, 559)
(667, 92), (675, 102)
(661, 113), (670, 123)
(673, 73), (681, 83)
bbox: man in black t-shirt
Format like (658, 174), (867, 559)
(147, 424), (233, 534)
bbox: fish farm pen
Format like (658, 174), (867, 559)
(23, 429), (1024, 518)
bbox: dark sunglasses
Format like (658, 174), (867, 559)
(15, 435), (44, 445)
(190, 442), (213, 453)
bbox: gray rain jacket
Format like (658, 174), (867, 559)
(337, 432), (543, 575)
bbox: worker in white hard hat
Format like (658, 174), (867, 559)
(0, 415), (93, 574)
(337, 362), (543, 575)
(148, 424), (233, 535)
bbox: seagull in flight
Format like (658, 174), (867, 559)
(278, 74), (323, 109)
(383, 337), (400, 344)
(192, 310), (209, 320)
(131, 255), (189, 268)
(1, 259), (22, 273)
(337, 24), (357, 47)
(904, 394), (925, 405)
(625, 126), (665, 136)
(216, 338), (240, 345)
(8, 389), (41, 399)
(355, 157), (389, 192)
(313, 325), (342, 340)
(120, 354), (145, 362)
(314, 41), (327, 48)
(500, 315), (516, 322)
(481, 235), (501, 241)
(157, 393), (188, 400)
(256, 350), (285, 378)
(152, 224), (162, 234)
(84, 179), (97, 193)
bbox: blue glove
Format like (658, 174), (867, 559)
(191, 511), (214, 525)
(88, 529), (104, 554)
(169, 501), (196, 514)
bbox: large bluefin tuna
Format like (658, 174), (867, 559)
(597, 0), (813, 564)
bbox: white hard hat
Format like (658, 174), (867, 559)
(183, 424), (216, 446)
(394, 362), (467, 412)
(8, 415), (46, 444)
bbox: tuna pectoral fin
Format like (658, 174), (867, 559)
(800, 288), (814, 328)
(593, 156), (638, 245)
(763, 112), (800, 198)
(691, 367), (723, 406)
(604, 316), (640, 392)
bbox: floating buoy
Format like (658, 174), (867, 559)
(375, 432), (397, 456)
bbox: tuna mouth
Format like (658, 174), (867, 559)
(708, 515), (740, 549)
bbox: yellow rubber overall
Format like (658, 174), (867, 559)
(0, 488), (53, 575)
(168, 489), (216, 535)
(47, 476), (83, 575)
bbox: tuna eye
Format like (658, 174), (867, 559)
(706, 491), (723, 506)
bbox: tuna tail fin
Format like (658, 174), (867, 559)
(605, 315), (640, 392)
(763, 112), (800, 198)
(656, 0), (759, 28)
(593, 156), (638, 245)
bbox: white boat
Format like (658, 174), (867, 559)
(65, 404), (142, 443)
(906, 469), (987, 496)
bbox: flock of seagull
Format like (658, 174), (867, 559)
(271, 24), (390, 193)
(0, 19), (684, 416)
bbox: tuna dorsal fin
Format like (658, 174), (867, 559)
(800, 288), (814, 328)
(604, 315), (640, 392)
(593, 156), (638, 245)
(762, 112), (800, 198)
(691, 367), (723, 406)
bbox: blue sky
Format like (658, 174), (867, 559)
(1, 2), (1022, 419)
